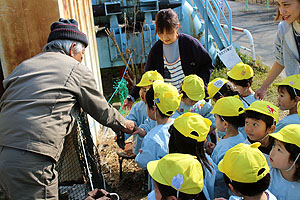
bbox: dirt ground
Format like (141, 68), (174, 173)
(97, 130), (148, 200)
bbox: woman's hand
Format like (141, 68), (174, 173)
(255, 61), (284, 100)
(254, 86), (268, 100)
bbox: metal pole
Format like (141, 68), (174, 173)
(221, 24), (256, 65)
(205, 0), (209, 50)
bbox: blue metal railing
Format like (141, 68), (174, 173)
(187, 0), (232, 51)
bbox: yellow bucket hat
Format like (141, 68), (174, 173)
(245, 100), (279, 123)
(227, 62), (254, 80)
(270, 124), (300, 148)
(218, 142), (270, 183)
(173, 112), (212, 142)
(207, 78), (229, 99)
(182, 75), (205, 101)
(136, 70), (164, 87)
(153, 80), (182, 116)
(211, 96), (244, 117)
(274, 74), (300, 91)
(147, 153), (204, 195)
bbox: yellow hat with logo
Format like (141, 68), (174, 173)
(211, 96), (244, 117)
(227, 62), (254, 80)
(218, 142), (270, 183)
(245, 100), (279, 123)
(173, 112), (212, 142)
(207, 78), (229, 99)
(147, 153), (204, 194)
(153, 80), (182, 116)
(182, 75), (205, 101)
(270, 124), (300, 148)
(136, 70), (164, 87)
(274, 74), (300, 90)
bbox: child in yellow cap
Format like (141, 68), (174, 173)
(209, 96), (246, 198)
(227, 62), (258, 108)
(176, 75), (215, 137)
(147, 153), (206, 200)
(135, 80), (181, 190)
(125, 70), (164, 155)
(218, 143), (276, 200)
(207, 78), (240, 139)
(274, 74), (300, 133)
(244, 101), (278, 165)
(168, 112), (216, 200)
(268, 124), (300, 199)
(206, 78), (239, 102)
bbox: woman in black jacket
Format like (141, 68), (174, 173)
(123, 8), (214, 109)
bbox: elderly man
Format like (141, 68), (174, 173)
(0, 18), (135, 200)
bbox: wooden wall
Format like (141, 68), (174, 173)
(0, 0), (60, 77)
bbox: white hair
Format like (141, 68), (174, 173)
(43, 39), (84, 55)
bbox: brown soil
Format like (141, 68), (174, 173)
(97, 131), (148, 200)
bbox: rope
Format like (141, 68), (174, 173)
(77, 117), (94, 191)
(90, 51), (133, 129)
(107, 51), (133, 104)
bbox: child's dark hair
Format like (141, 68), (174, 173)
(224, 173), (270, 197)
(213, 81), (239, 101)
(283, 142), (300, 181)
(155, 8), (180, 35)
(245, 110), (276, 129)
(218, 112), (246, 129)
(168, 125), (213, 174)
(278, 85), (300, 100)
(155, 181), (207, 200)
(145, 87), (171, 118)
(180, 90), (189, 99)
(228, 76), (253, 88)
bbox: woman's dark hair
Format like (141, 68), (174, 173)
(278, 85), (300, 100)
(245, 110), (276, 129)
(156, 181), (207, 200)
(222, 112), (246, 129)
(274, 6), (281, 22)
(145, 87), (171, 118)
(283, 142), (300, 181)
(228, 76), (253, 88)
(213, 82), (239, 101)
(168, 125), (213, 174)
(155, 8), (180, 35)
(223, 173), (270, 197)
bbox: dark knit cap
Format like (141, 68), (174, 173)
(47, 18), (88, 47)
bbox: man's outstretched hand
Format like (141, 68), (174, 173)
(121, 120), (137, 134)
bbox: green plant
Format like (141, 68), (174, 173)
(212, 51), (282, 107)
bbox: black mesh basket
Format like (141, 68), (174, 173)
(57, 111), (106, 200)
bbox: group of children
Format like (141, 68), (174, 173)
(123, 62), (300, 200)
